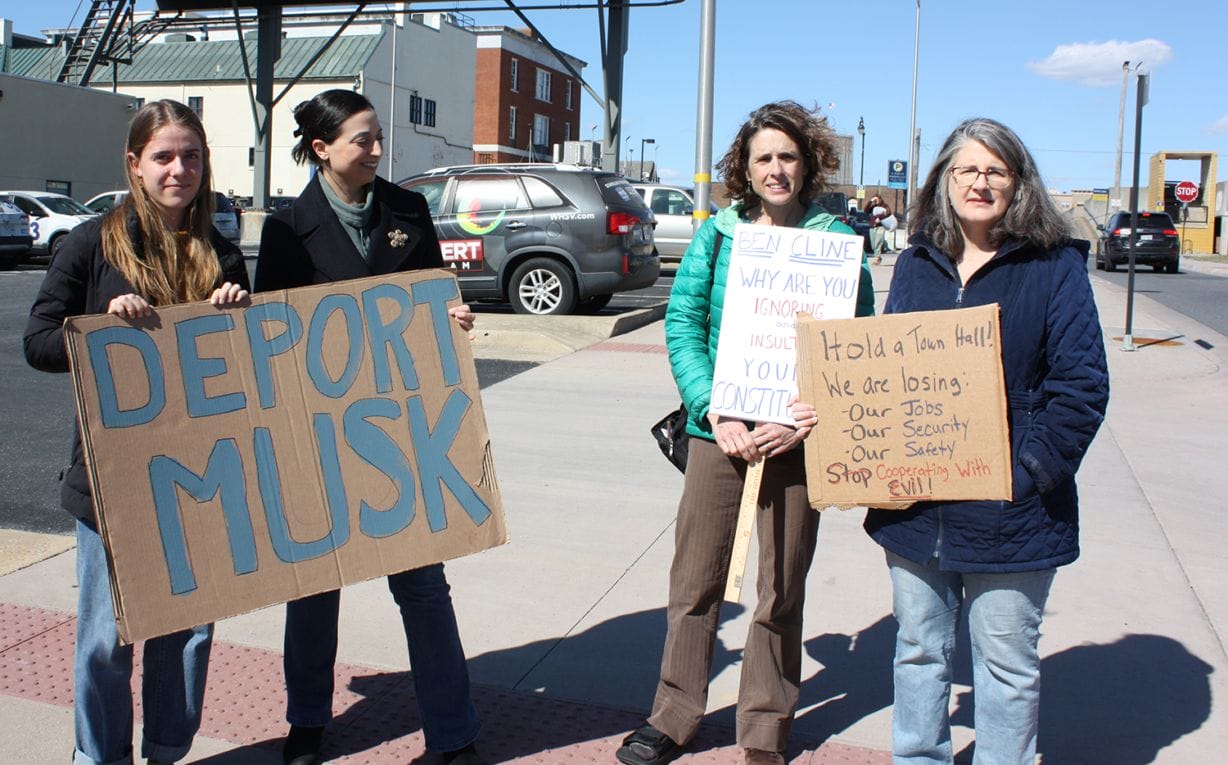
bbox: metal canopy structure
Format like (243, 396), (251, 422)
(59, 0), (684, 206)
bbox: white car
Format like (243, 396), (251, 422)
(84, 190), (242, 243)
(0, 199), (34, 267)
(0, 191), (94, 257)
(631, 183), (719, 264)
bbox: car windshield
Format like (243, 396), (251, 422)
(39, 195), (93, 216)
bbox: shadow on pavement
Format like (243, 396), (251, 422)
(293, 604), (750, 762)
(948, 633), (1213, 763)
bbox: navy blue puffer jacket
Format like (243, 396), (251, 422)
(864, 236), (1108, 572)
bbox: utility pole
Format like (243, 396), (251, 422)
(905, 0), (920, 216)
(692, 0), (716, 231)
(1123, 72), (1149, 352)
(1112, 60), (1131, 223)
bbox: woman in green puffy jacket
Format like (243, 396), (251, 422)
(617, 101), (875, 765)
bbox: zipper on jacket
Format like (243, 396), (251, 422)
(955, 286), (965, 307)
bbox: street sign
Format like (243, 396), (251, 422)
(887, 160), (907, 190)
(855, 185), (866, 200)
(1174, 180), (1199, 204)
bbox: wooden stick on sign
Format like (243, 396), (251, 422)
(724, 459), (766, 602)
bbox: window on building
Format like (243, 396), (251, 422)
(509, 106), (518, 141)
(565, 80), (573, 111)
(188, 96), (203, 119)
(424, 99), (436, 127)
(132, 97), (145, 109)
(409, 95), (423, 125)
(533, 114), (550, 147)
(509, 57), (519, 92)
(564, 122), (572, 142)
(248, 147), (255, 167)
(536, 68), (552, 102)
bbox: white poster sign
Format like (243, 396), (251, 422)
(710, 223), (865, 425)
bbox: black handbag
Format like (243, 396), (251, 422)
(651, 404), (690, 473)
(651, 231), (724, 474)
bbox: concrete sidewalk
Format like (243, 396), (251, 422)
(0, 255), (1225, 763)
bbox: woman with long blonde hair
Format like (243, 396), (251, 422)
(24, 99), (249, 765)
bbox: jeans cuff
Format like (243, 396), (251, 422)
(141, 737), (192, 763)
(73, 749), (133, 765)
(424, 717), (481, 754)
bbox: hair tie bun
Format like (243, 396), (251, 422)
(293, 128), (303, 138)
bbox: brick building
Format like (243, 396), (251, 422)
(472, 26), (585, 164)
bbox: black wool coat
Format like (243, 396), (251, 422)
(254, 174), (444, 292)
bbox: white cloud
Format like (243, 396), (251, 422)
(1211, 115), (1228, 134)
(1028, 39), (1172, 87)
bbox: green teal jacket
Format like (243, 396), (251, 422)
(665, 201), (876, 441)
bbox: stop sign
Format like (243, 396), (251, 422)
(1174, 181), (1199, 204)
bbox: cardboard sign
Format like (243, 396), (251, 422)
(710, 223), (865, 425)
(64, 270), (507, 644)
(796, 304), (1011, 509)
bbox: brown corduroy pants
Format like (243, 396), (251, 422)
(647, 437), (820, 752)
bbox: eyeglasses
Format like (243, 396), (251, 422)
(949, 165), (1013, 189)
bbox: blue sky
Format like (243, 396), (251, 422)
(9, 1), (1227, 193)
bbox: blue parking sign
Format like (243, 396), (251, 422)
(888, 160), (907, 190)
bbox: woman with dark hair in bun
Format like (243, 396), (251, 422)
(255, 89), (481, 765)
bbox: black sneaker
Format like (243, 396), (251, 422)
(442, 742), (485, 765)
(616, 723), (681, 765)
(283, 724), (325, 765)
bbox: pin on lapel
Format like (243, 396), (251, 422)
(388, 229), (408, 248)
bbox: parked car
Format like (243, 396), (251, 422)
(0, 199), (34, 267)
(1096, 211), (1179, 273)
(399, 163), (658, 315)
(84, 190), (241, 243)
(0, 191), (94, 257)
(631, 183), (719, 264)
(845, 209), (874, 253)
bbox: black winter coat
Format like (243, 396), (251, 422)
(254, 174), (443, 292)
(864, 236), (1109, 572)
(22, 212), (249, 524)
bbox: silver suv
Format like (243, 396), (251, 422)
(400, 164), (659, 315)
(632, 183), (719, 264)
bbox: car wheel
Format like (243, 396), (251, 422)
(1104, 255), (1117, 272)
(509, 257), (577, 315)
(48, 233), (67, 259)
(1166, 260), (1179, 274)
(576, 293), (613, 314)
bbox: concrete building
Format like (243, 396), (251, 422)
(0, 72), (136, 201)
(2, 11), (481, 198)
(471, 25), (584, 164)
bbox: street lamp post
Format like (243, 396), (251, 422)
(624, 135), (632, 176)
(640, 137), (655, 181)
(857, 116), (866, 187)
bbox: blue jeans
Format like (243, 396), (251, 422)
(283, 563), (480, 752)
(73, 520), (213, 765)
(886, 551), (1055, 765)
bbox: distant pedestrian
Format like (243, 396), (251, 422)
(23, 99), (249, 765)
(616, 100), (875, 765)
(866, 117), (1108, 764)
(864, 194), (894, 260)
(254, 89), (482, 765)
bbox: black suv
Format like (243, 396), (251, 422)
(399, 164), (659, 314)
(1096, 211), (1179, 273)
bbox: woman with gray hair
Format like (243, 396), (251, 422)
(865, 118), (1108, 764)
